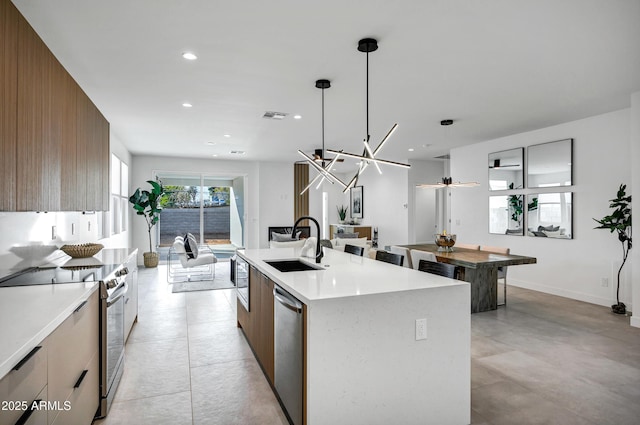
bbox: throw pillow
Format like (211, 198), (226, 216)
(532, 231), (547, 237)
(183, 234), (195, 259)
(269, 239), (306, 248)
(272, 231), (302, 242)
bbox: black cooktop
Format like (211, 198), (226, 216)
(0, 262), (122, 287)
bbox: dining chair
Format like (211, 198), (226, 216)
(375, 250), (404, 266)
(409, 250), (437, 270)
(344, 243), (365, 257)
(480, 245), (510, 306)
(455, 243), (480, 250)
(418, 259), (460, 279)
(390, 246), (412, 268)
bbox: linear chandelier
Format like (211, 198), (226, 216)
(298, 79), (347, 194)
(329, 38), (410, 193)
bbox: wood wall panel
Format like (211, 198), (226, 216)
(294, 163), (309, 225)
(0, 0), (18, 211)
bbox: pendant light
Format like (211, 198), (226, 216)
(417, 120), (479, 188)
(327, 38), (410, 193)
(298, 79), (347, 194)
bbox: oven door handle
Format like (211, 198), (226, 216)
(106, 283), (128, 307)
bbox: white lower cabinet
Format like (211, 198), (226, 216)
(123, 252), (138, 340)
(47, 290), (99, 425)
(0, 343), (48, 425)
(0, 289), (99, 425)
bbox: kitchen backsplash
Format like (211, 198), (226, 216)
(0, 211), (128, 277)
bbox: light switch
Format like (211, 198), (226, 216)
(415, 318), (427, 341)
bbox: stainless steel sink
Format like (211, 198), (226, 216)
(265, 260), (323, 272)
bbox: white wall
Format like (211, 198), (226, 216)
(630, 92), (640, 328)
(308, 166), (410, 249)
(408, 159), (445, 243)
(450, 109), (632, 310)
(256, 162), (294, 248)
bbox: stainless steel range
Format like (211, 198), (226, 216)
(0, 259), (130, 419)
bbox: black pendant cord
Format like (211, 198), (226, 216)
(365, 50), (370, 143)
(321, 87), (326, 167)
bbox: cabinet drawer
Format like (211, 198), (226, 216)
(47, 292), (98, 419)
(50, 352), (99, 425)
(0, 342), (48, 425)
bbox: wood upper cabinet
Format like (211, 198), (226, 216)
(3, 0), (109, 211)
(1, 0), (18, 211)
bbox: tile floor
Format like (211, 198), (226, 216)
(95, 265), (640, 425)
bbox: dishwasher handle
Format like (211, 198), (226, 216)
(274, 286), (303, 314)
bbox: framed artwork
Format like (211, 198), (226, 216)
(350, 186), (364, 219)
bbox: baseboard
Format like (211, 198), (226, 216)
(509, 279), (633, 311)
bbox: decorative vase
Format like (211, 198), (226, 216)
(143, 252), (159, 268)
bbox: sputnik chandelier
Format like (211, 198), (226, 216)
(297, 80), (347, 194)
(327, 38), (410, 193)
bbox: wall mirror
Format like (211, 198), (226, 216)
(526, 192), (573, 239)
(489, 195), (524, 235)
(527, 138), (573, 188)
(488, 148), (524, 191)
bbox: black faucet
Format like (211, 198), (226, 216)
(292, 216), (323, 263)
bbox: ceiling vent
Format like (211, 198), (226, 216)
(262, 111), (288, 120)
(434, 154), (450, 160)
(230, 150), (245, 155)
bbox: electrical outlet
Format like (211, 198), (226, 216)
(415, 318), (427, 341)
(601, 277), (609, 287)
(51, 225), (57, 240)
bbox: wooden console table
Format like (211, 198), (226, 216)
(399, 244), (537, 313)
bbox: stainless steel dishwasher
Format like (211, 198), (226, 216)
(273, 285), (304, 425)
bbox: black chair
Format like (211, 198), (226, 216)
(418, 259), (459, 279)
(343, 244), (364, 257)
(319, 239), (333, 249)
(375, 250), (404, 266)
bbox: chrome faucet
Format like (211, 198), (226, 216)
(292, 216), (323, 263)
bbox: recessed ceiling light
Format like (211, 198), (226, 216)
(223, 134), (231, 138)
(293, 115), (302, 120)
(182, 103), (193, 108)
(206, 141), (216, 146)
(182, 52), (197, 60)
(212, 154), (218, 157)
(408, 148), (415, 152)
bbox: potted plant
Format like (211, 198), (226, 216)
(593, 183), (632, 314)
(337, 205), (348, 224)
(129, 180), (166, 268)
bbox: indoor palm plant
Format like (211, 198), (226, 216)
(129, 180), (166, 267)
(593, 183), (632, 314)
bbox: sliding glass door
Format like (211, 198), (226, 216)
(156, 173), (244, 257)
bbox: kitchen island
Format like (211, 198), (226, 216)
(236, 247), (470, 425)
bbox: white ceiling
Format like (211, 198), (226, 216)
(12, 0), (640, 171)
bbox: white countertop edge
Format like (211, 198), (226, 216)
(0, 282), (99, 379)
(236, 248), (469, 304)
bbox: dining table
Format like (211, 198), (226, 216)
(399, 244), (537, 313)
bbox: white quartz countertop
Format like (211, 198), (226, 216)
(236, 248), (468, 304)
(0, 282), (99, 379)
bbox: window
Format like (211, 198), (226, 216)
(111, 154), (129, 235)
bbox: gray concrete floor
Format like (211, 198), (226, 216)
(95, 267), (640, 425)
